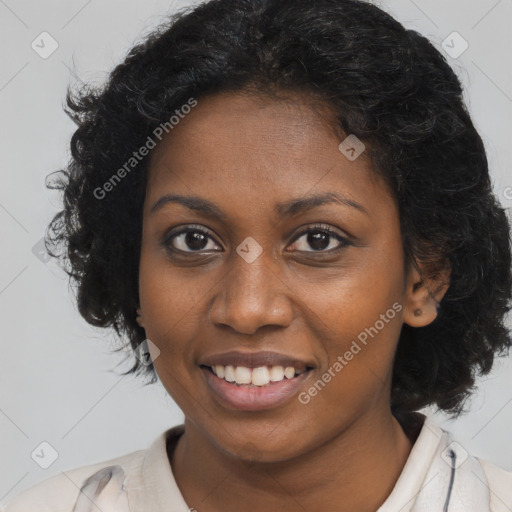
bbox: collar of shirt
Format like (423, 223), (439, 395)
(124, 418), (492, 512)
(377, 416), (491, 511)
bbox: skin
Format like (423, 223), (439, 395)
(136, 91), (449, 512)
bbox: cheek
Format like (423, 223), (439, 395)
(138, 258), (203, 411)
(138, 239), (204, 326)
(298, 306), (404, 428)
(299, 239), (405, 342)
(138, 247), (194, 363)
(300, 243), (406, 399)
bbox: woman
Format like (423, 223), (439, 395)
(3, 0), (511, 510)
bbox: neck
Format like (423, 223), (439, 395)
(169, 409), (417, 512)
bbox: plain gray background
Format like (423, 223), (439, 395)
(1, 0), (511, 504)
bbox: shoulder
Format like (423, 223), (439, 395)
(389, 414), (512, 511)
(428, 417), (512, 511)
(478, 457), (512, 512)
(0, 448), (145, 512)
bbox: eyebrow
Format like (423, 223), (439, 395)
(149, 192), (369, 220)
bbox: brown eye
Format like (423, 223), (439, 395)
(164, 226), (222, 253)
(288, 225), (351, 253)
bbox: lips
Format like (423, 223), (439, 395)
(200, 350), (312, 371)
(199, 351), (314, 411)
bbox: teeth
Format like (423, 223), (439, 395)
(215, 365), (225, 379)
(234, 366), (252, 384)
(269, 365), (284, 382)
(224, 365), (236, 382)
(284, 366), (295, 379)
(252, 366), (270, 386)
(210, 364), (306, 387)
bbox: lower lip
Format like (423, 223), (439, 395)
(201, 367), (311, 411)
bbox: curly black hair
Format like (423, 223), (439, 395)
(45, 0), (512, 418)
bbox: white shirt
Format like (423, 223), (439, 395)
(2, 416), (511, 511)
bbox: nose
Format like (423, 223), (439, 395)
(208, 252), (294, 335)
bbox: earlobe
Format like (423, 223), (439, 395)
(136, 308), (145, 328)
(403, 260), (450, 328)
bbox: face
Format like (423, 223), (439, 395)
(137, 91), (424, 462)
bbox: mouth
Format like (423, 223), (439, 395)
(199, 352), (315, 411)
(201, 364), (309, 386)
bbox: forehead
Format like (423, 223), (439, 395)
(144, 91), (393, 220)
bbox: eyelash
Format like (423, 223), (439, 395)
(162, 223), (352, 255)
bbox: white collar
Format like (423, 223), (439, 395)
(377, 416), (491, 511)
(121, 419), (492, 511)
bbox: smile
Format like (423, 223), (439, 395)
(200, 364), (313, 411)
(209, 364), (307, 386)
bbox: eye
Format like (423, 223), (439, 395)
(163, 223), (351, 255)
(163, 225), (222, 253)
(288, 224), (351, 253)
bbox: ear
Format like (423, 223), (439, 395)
(136, 307), (145, 328)
(403, 258), (450, 328)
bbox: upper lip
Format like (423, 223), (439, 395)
(200, 351), (314, 371)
